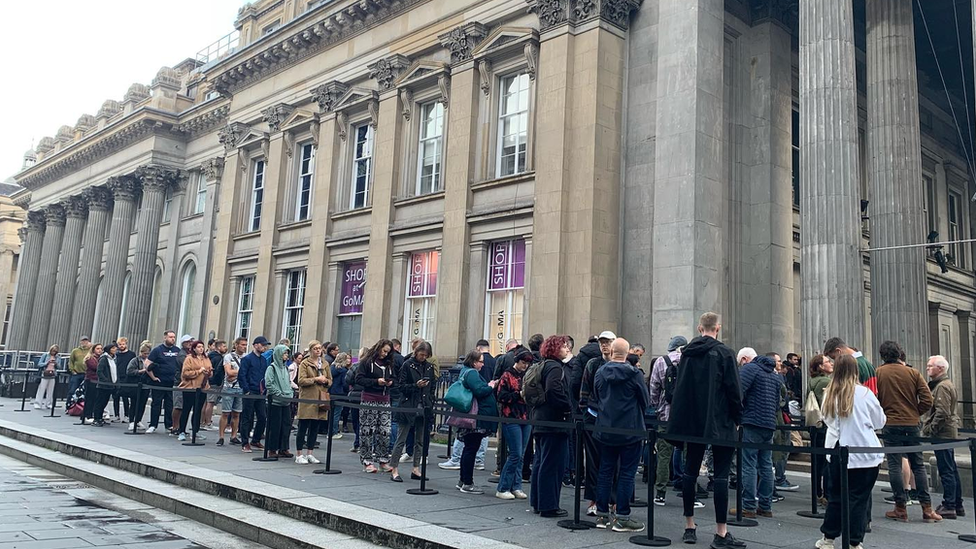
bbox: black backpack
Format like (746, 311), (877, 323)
(662, 355), (679, 404)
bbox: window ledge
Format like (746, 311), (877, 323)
(394, 190), (445, 207)
(472, 171), (536, 191)
(232, 231), (261, 242)
(181, 213), (204, 222)
(278, 219), (313, 231)
(332, 206), (373, 221)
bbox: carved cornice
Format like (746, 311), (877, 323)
(526, 0), (643, 31)
(211, 0), (426, 97)
(25, 210), (47, 233)
(310, 80), (349, 112)
(176, 104), (230, 137)
(261, 103), (295, 132)
(17, 119), (164, 191)
(62, 195), (89, 219)
(437, 22), (489, 63)
(202, 157), (225, 181)
(368, 54), (411, 91)
(83, 186), (113, 212)
(108, 175), (142, 203)
(43, 204), (67, 227)
(750, 0), (798, 32)
(218, 122), (251, 154)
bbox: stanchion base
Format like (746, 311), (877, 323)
(727, 518), (758, 527)
(252, 457), (279, 462)
(631, 498), (648, 508)
(797, 510), (825, 519)
(123, 431), (146, 436)
(313, 469), (342, 475)
(960, 535), (976, 544)
(557, 519), (595, 530)
(629, 535), (671, 547)
(182, 442), (205, 447)
(44, 415), (61, 418)
(13, 410), (30, 413)
(406, 488), (439, 496)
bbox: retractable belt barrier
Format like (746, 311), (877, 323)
(16, 376), (976, 548)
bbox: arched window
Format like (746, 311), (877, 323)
(117, 272), (131, 337)
(177, 262), (196, 337)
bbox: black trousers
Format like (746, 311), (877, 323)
(267, 404), (291, 453)
(460, 432), (487, 485)
(130, 389), (149, 424)
(149, 387), (173, 429)
(91, 387), (114, 422)
(821, 460), (879, 546)
(683, 443), (733, 523)
(583, 424), (602, 501)
(240, 396), (267, 446)
(297, 419), (320, 451)
(178, 390), (205, 435)
(812, 429), (829, 499)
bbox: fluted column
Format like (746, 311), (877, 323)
(70, 187), (112, 344)
(122, 166), (178, 345)
(47, 196), (88, 350)
(94, 176), (140, 343)
(799, 0), (865, 360)
(26, 205), (67, 350)
(6, 211), (46, 350)
(866, 0), (929, 370)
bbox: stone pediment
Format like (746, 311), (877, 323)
(279, 108), (318, 134)
(331, 87), (379, 113)
(394, 60), (450, 90)
(472, 27), (539, 59)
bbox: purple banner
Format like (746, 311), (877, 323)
(340, 261), (367, 315)
(488, 239), (525, 291)
(408, 251), (438, 297)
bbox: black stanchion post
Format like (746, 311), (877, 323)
(839, 447), (850, 549)
(630, 428), (670, 546)
(727, 428), (758, 527)
(125, 382), (145, 435)
(559, 418), (595, 530)
(959, 439), (976, 543)
(314, 399), (342, 475)
(75, 381), (87, 425)
(439, 423), (453, 460)
(798, 425), (824, 519)
(253, 394), (278, 462)
(407, 407), (437, 495)
(183, 389), (205, 446)
(45, 374), (60, 418)
(15, 372), (30, 412)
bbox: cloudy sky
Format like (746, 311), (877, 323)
(0, 0), (249, 181)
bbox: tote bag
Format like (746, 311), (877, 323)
(804, 390), (822, 426)
(444, 368), (474, 412)
(446, 398), (478, 430)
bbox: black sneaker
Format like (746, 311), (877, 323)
(216, 438), (224, 446)
(654, 491), (666, 506)
(711, 532), (746, 548)
(771, 493), (785, 503)
(682, 528), (697, 544)
(230, 437), (242, 445)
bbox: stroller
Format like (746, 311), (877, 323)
(66, 382), (86, 416)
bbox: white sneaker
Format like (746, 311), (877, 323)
(495, 491), (515, 500)
(137, 422), (145, 430)
(475, 462), (486, 471)
(587, 503), (597, 516)
(438, 461), (461, 470)
(33, 402), (41, 410)
(333, 433), (343, 439)
(83, 419), (94, 425)
(178, 433), (187, 441)
(146, 426), (156, 434)
(43, 403), (51, 409)
(400, 452), (411, 463)
(513, 490), (528, 499)
(815, 537), (835, 549)
(296, 455), (309, 465)
(306, 454), (321, 464)
(128, 423), (135, 430)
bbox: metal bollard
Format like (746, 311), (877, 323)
(14, 372), (30, 412)
(406, 407), (437, 495)
(798, 425), (825, 519)
(839, 447), (850, 549)
(314, 398), (342, 475)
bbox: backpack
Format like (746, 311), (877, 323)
(662, 355), (679, 404)
(523, 360), (562, 408)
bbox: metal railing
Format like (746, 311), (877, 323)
(195, 29), (241, 68)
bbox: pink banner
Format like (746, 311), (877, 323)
(488, 239), (525, 291)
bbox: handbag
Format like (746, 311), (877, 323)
(42, 362), (56, 378)
(443, 368), (473, 412)
(446, 398), (478, 430)
(318, 387), (331, 411)
(803, 390), (822, 426)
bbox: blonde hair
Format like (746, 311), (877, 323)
(48, 344), (60, 355)
(822, 354), (858, 419)
(139, 340), (152, 354)
(117, 337), (128, 345)
(334, 352), (351, 367)
(699, 312), (720, 332)
(358, 346), (369, 360)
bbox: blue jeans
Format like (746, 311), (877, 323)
(597, 442), (642, 518)
(67, 373), (85, 402)
(741, 425), (774, 512)
(330, 402), (342, 434)
(935, 448), (963, 509)
(498, 423), (532, 493)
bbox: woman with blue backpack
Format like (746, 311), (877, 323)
(445, 349), (498, 494)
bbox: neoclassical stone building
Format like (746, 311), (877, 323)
(7, 0), (976, 412)
(0, 177), (26, 348)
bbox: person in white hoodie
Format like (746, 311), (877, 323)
(816, 354), (886, 549)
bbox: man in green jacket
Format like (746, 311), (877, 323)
(923, 355), (963, 519)
(67, 337), (91, 401)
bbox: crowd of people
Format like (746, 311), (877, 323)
(26, 311), (967, 549)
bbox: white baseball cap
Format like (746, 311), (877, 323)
(598, 330), (617, 341)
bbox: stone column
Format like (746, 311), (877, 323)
(26, 205), (67, 351)
(70, 187), (112, 344)
(865, 0), (929, 370)
(651, 0), (726, 352)
(47, 196), (89, 351)
(194, 158), (224, 337)
(252, 135), (286, 338)
(302, 116), (339, 341)
(957, 310), (976, 427)
(122, 166), (178, 345)
(94, 176), (140, 344)
(6, 211), (45, 350)
(799, 0), (865, 359)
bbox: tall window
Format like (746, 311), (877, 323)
(792, 108), (800, 208)
(178, 262), (196, 336)
(194, 172), (207, 215)
(923, 175), (937, 233)
(404, 251), (438, 342)
(282, 269), (306, 347)
(237, 276), (255, 340)
(416, 102), (445, 195)
(497, 73), (530, 177)
(249, 159), (266, 232)
(162, 190), (173, 223)
(351, 124), (374, 209)
(295, 143), (316, 221)
(1, 299), (11, 348)
(949, 191), (963, 267)
(118, 272), (131, 336)
(337, 261), (366, 354)
(483, 239), (526, 355)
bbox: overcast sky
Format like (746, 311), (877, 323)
(0, 0), (249, 181)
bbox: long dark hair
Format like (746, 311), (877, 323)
(363, 338), (394, 365)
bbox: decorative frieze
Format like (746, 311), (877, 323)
(261, 103), (295, 132)
(310, 80), (349, 112)
(526, 0), (643, 31)
(369, 54), (411, 90)
(202, 157), (225, 181)
(176, 104), (230, 137)
(438, 22), (489, 63)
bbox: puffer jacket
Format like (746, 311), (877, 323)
(739, 355), (785, 430)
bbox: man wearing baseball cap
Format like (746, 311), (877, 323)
(578, 330), (616, 515)
(238, 336), (271, 452)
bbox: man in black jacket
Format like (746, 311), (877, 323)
(666, 312), (745, 548)
(579, 330), (615, 514)
(204, 340), (227, 431)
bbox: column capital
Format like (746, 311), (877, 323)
(368, 54), (411, 91)
(43, 204), (67, 227)
(83, 186), (114, 211)
(107, 175), (142, 202)
(527, 0), (643, 32)
(261, 103), (295, 133)
(25, 209), (47, 233)
(136, 165), (182, 193)
(202, 157), (225, 182)
(310, 80), (349, 113)
(62, 195), (89, 219)
(437, 22), (488, 63)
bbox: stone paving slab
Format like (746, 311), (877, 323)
(0, 397), (973, 549)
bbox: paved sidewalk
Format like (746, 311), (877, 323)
(0, 397), (973, 549)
